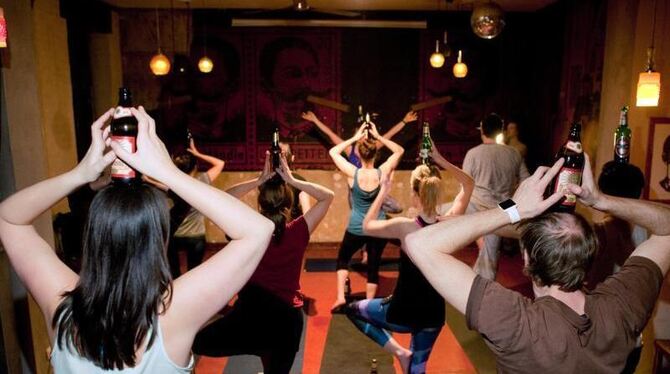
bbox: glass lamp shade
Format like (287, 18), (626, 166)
(471, 1), (505, 39)
(0, 8), (7, 48)
(430, 52), (445, 68)
(636, 71), (661, 107)
(198, 56), (214, 73)
(453, 50), (468, 78)
(150, 53), (171, 76)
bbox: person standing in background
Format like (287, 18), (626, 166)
(168, 138), (225, 277)
(504, 120), (528, 159)
(463, 113), (529, 280)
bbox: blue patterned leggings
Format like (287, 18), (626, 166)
(346, 298), (441, 374)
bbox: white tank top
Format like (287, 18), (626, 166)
(50, 320), (194, 373)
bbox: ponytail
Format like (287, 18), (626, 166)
(419, 176), (442, 215)
(411, 164), (442, 215)
(258, 182), (294, 242)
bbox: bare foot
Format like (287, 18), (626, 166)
(396, 348), (412, 374)
(331, 298), (346, 313)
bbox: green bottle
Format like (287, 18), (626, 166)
(614, 105), (631, 163)
(420, 121), (432, 165)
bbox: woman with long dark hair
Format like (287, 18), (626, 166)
(0, 107), (273, 372)
(347, 148), (473, 373)
(193, 153), (334, 373)
(329, 122), (404, 311)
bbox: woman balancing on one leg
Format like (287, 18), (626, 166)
(346, 147), (474, 374)
(329, 122), (404, 312)
(0, 107), (274, 372)
(193, 153), (334, 374)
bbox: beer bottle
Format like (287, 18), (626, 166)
(186, 127), (193, 149)
(547, 122), (584, 213)
(370, 358), (378, 374)
(420, 121), (433, 165)
(357, 105), (365, 125)
(271, 128), (281, 170)
(111, 87), (140, 184)
(613, 105), (631, 163)
(364, 112), (372, 139)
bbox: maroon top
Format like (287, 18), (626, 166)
(466, 256), (663, 373)
(248, 216), (310, 308)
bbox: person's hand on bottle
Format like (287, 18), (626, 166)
(367, 122), (381, 139)
(565, 153), (602, 209)
(301, 111), (318, 123)
(353, 124), (367, 141)
(403, 111), (418, 124)
(186, 138), (201, 156)
(511, 158), (565, 220)
(429, 146), (445, 164)
(275, 154), (296, 184)
(110, 106), (176, 182)
(74, 108), (117, 184)
(258, 151), (276, 185)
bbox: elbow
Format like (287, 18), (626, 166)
(256, 218), (275, 246)
(404, 230), (421, 257)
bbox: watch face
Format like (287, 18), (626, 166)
(499, 199), (516, 210)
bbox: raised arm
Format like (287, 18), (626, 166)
(275, 155), (334, 233)
(375, 111), (417, 149)
(369, 123), (404, 174)
(430, 147), (474, 216)
(0, 109), (117, 333)
(567, 154), (670, 274)
(303, 111), (345, 146)
(329, 126), (365, 178)
(111, 107), (273, 359)
(404, 159), (565, 314)
(225, 153), (275, 199)
(363, 172), (415, 239)
(187, 139), (225, 182)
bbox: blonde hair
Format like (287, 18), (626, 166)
(410, 165), (442, 215)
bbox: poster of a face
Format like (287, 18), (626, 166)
(647, 119), (670, 202)
(255, 32), (340, 142)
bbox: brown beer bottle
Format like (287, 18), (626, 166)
(111, 87), (140, 185)
(547, 122), (584, 213)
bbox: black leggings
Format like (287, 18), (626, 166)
(193, 285), (304, 374)
(336, 231), (387, 284)
(167, 236), (206, 278)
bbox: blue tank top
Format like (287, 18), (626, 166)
(347, 147), (362, 168)
(346, 168), (385, 235)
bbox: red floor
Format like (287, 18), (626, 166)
(193, 244), (531, 373)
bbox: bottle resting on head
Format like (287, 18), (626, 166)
(546, 122), (584, 213)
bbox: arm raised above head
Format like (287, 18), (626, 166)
(110, 107), (274, 362)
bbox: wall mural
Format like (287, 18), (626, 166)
(156, 29), (341, 170)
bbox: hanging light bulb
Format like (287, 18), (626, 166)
(636, 0), (661, 107)
(429, 40), (445, 68)
(198, 24), (213, 73)
(150, 7), (170, 76)
(150, 51), (171, 76)
(453, 50), (468, 78)
(198, 56), (213, 73)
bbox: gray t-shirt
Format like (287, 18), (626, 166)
(174, 172), (211, 238)
(462, 143), (530, 210)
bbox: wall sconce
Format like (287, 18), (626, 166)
(636, 0), (661, 107)
(0, 8), (6, 48)
(150, 7), (170, 76)
(453, 50), (468, 78)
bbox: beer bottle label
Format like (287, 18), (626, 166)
(554, 167), (582, 206)
(113, 106), (132, 119)
(111, 135), (136, 178)
(615, 137), (630, 158)
(565, 141), (582, 153)
(419, 147), (430, 159)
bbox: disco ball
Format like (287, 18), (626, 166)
(471, 1), (505, 39)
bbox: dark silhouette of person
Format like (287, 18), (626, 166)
(661, 136), (670, 192)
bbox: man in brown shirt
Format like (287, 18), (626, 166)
(404, 154), (670, 373)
